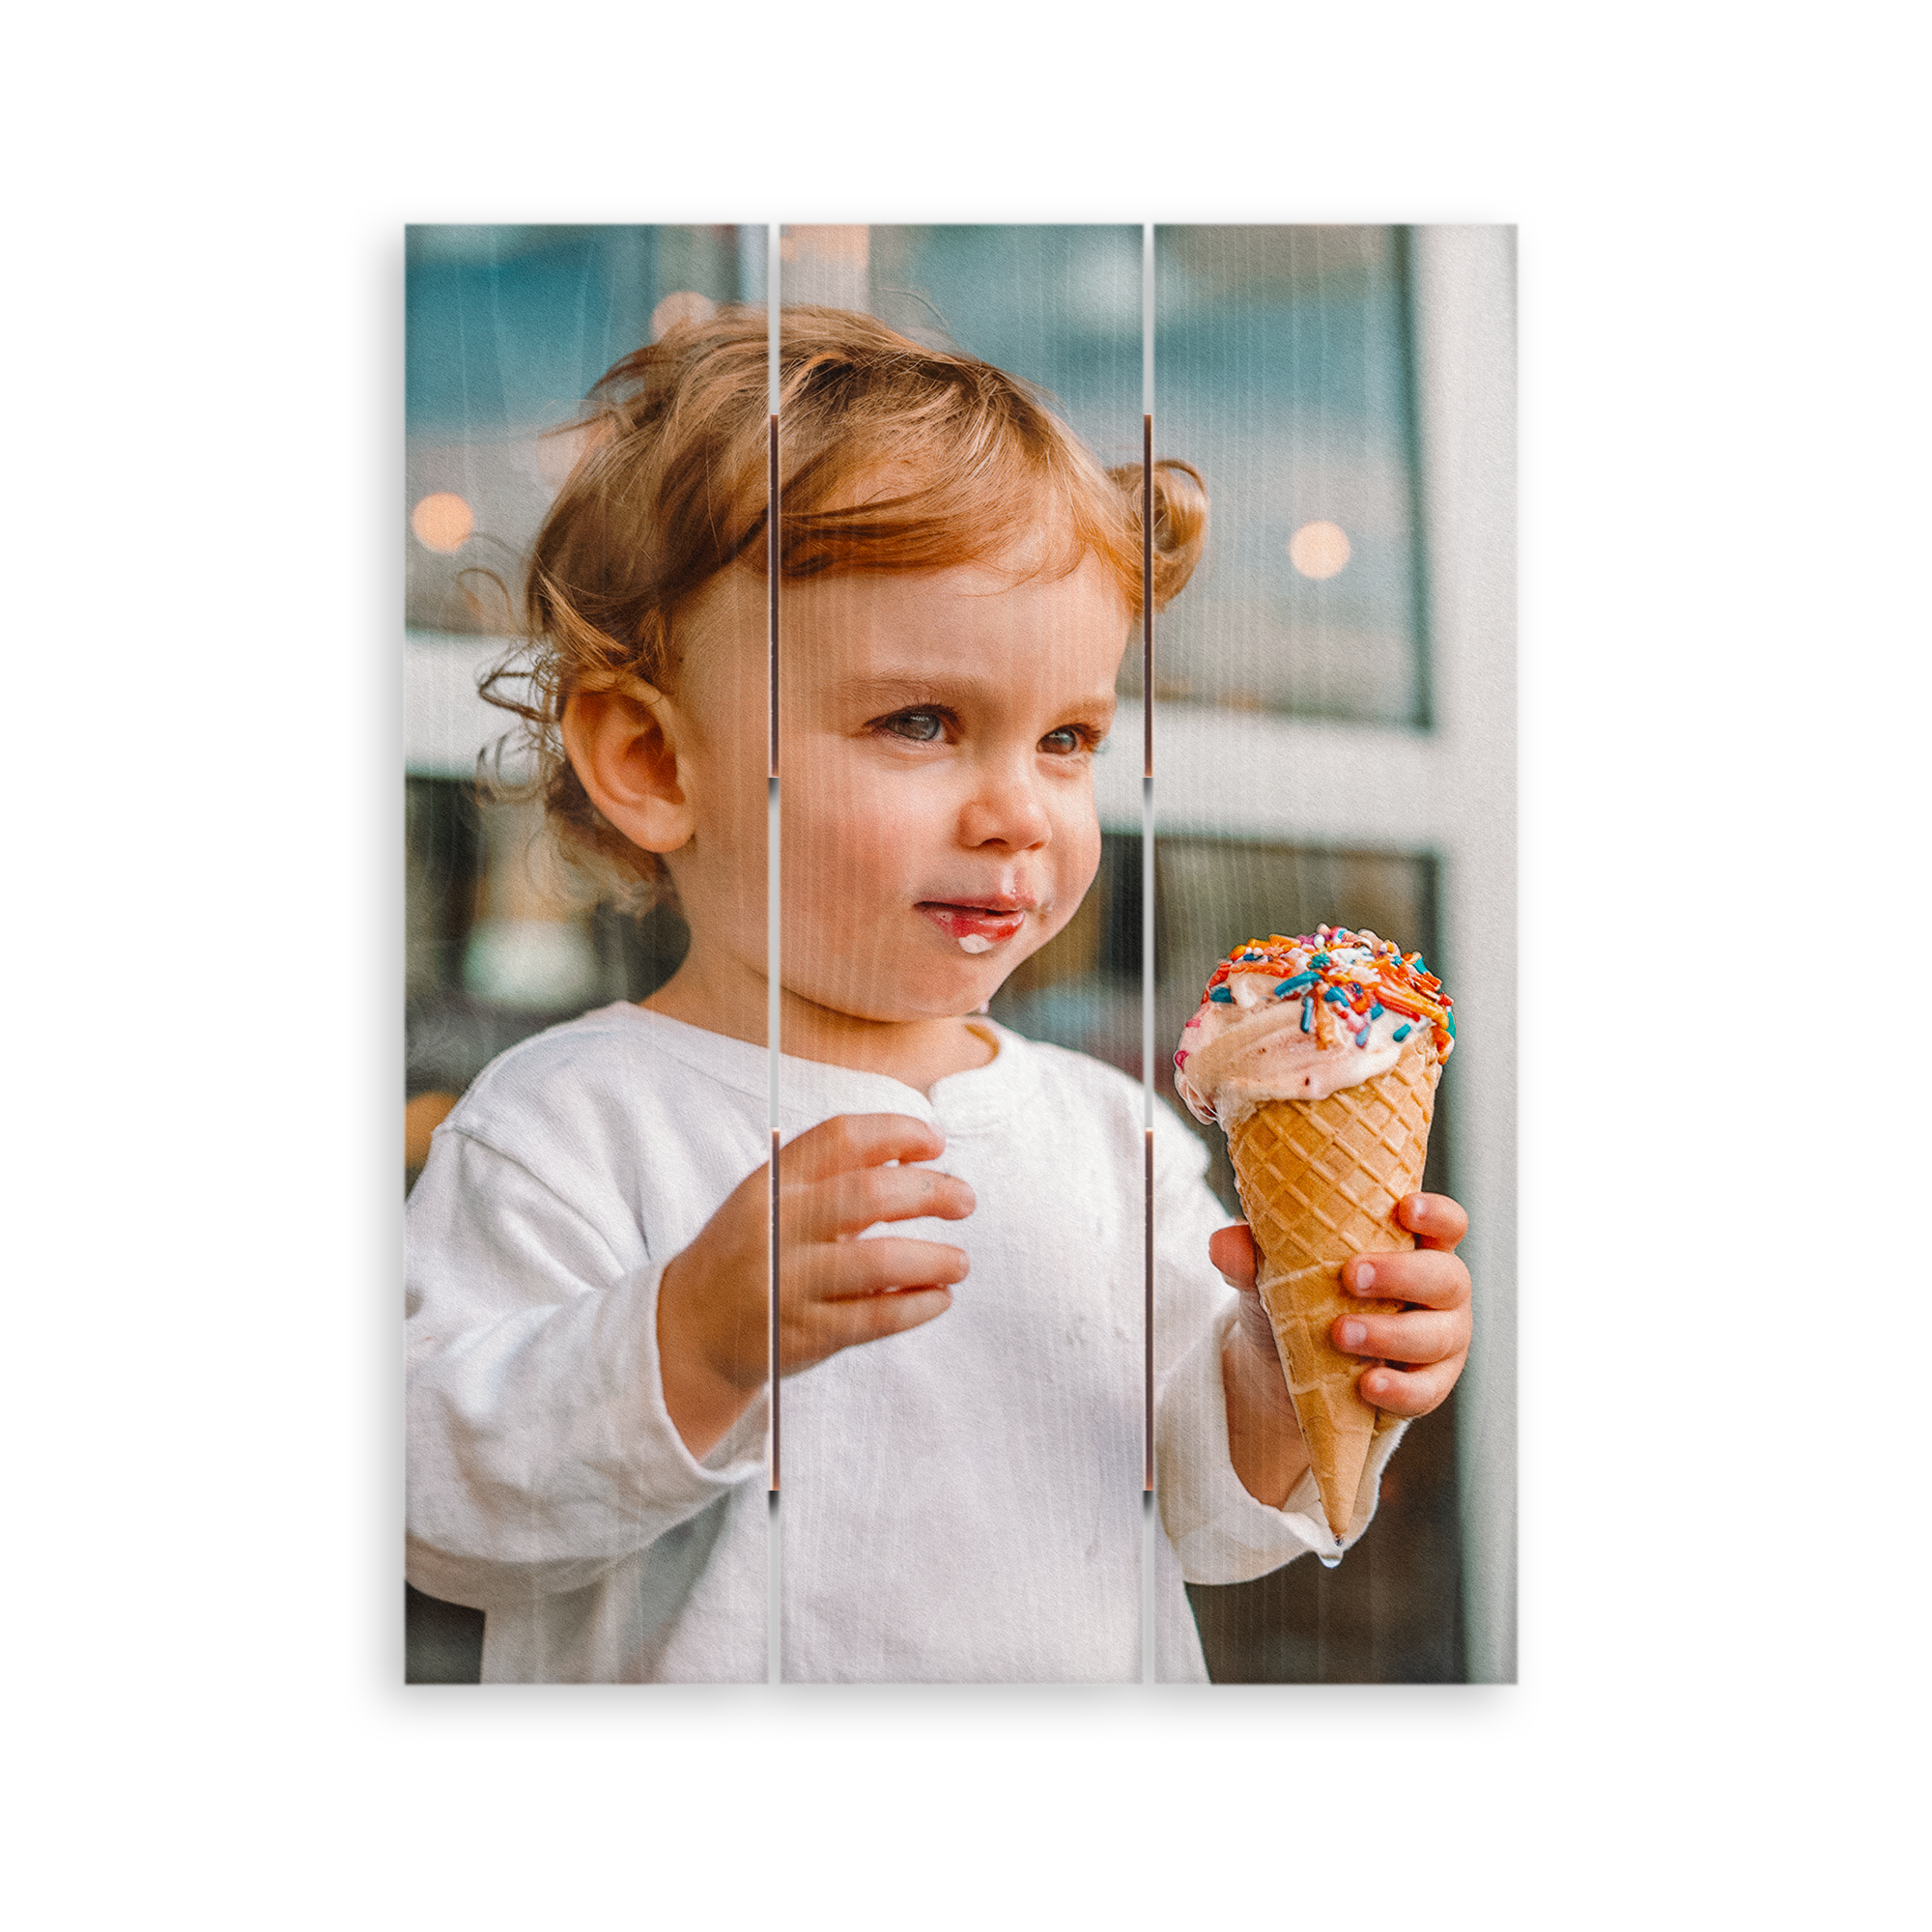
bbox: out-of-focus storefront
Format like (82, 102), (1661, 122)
(405, 224), (1514, 1685)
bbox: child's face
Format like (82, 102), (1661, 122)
(778, 553), (1130, 1025)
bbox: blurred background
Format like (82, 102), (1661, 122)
(405, 225), (751, 1179)
(404, 224), (1514, 1686)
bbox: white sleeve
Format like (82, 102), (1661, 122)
(1150, 1101), (1406, 1585)
(406, 1126), (766, 1610)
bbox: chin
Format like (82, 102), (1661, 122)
(897, 978), (1000, 1022)
(846, 969), (1002, 1025)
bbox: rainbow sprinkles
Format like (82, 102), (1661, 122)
(1172, 924), (1454, 1126)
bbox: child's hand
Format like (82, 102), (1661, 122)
(771, 1114), (975, 1374)
(1210, 1192), (1473, 1418)
(657, 1114), (973, 1460)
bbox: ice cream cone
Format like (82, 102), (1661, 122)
(1224, 1034), (1439, 1541)
(1174, 927), (1455, 1546)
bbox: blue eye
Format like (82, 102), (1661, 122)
(882, 710), (945, 742)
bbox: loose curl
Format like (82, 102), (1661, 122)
(484, 303), (1208, 911)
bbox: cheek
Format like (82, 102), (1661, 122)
(1007, 795), (1101, 957)
(1053, 795), (1103, 904)
(781, 763), (919, 894)
(683, 744), (764, 862)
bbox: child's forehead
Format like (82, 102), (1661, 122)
(782, 557), (1131, 703)
(673, 546), (1130, 706)
(791, 552), (1129, 640)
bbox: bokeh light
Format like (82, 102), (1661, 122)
(1288, 519), (1351, 580)
(412, 492), (474, 554)
(535, 423), (598, 491)
(651, 290), (717, 340)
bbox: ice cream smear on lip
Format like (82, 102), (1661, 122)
(1173, 925), (1454, 1128)
(919, 899), (1030, 951)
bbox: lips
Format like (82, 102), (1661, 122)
(917, 899), (1033, 947)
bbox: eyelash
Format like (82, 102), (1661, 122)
(872, 709), (1105, 755)
(876, 708), (952, 744)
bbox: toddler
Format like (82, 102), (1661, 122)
(405, 307), (1473, 1682)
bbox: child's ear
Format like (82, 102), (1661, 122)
(561, 685), (696, 854)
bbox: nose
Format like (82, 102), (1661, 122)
(957, 754), (1052, 852)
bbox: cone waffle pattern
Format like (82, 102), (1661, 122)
(1225, 1040), (1439, 1540)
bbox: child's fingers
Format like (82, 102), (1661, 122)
(787, 1163), (975, 1241)
(1397, 1191), (1468, 1251)
(780, 1113), (946, 1184)
(1208, 1223), (1258, 1290)
(1330, 1306), (1465, 1366)
(1355, 1353), (1464, 1419)
(793, 1285), (953, 1361)
(1343, 1248), (1469, 1310)
(801, 1235), (971, 1302)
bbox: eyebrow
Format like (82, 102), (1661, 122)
(829, 673), (1121, 718)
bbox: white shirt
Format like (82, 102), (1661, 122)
(406, 1004), (1402, 1682)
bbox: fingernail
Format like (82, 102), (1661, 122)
(1406, 1195), (1426, 1225)
(1364, 1371), (1387, 1397)
(1351, 1262), (1375, 1293)
(1338, 1320), (1367, 1349)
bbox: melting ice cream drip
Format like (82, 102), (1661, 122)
(957, 934), (994, 953)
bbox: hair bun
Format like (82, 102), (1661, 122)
(1149, 459), (1207, 607)
(1106, 457), (1208, 611)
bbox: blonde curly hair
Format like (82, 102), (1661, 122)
(484, 303), (1206, 912)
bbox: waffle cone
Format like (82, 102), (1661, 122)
(1224, 1037), (1439, 1541)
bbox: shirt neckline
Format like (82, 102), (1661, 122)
(610, 1002), (1040, 1130)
